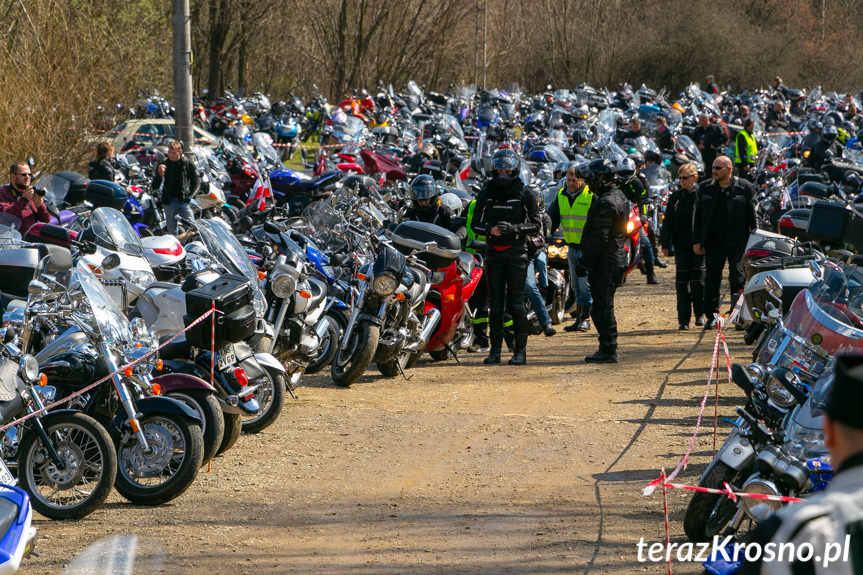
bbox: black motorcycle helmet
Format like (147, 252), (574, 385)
(342, 174), (379, 198)
(616, 157), (636, 180)
(586, 158), (616, 189)
(490, 148), (520, 181)
(644, 149), (661, 164)
(410, 174), (439, 211)
(822, 124), (839, 143)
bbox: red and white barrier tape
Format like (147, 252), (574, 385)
(0, 307), (216, 434)
(657, 480), (803, 504)
(643, 314), (733, 496)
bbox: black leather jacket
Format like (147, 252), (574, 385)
(471, 178), (541, 251)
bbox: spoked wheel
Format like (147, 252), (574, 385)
(164, 390), (224, 466)
(18, 412), (117, 520)
(114, 413), (204, 506)
(240, 367), (286, 434)
(331, 321), (379, 387)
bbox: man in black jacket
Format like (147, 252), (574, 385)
(579, 159), (630, 363)
(692, 113), (727, 181)
(471, 148), (541, 366)
(151, 140), (199, 235)
(660, 163), (704, 330)
(693, 155), (757, 329)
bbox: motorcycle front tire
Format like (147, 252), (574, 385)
(331, 321), (379, 387)
(18, 412), (117, 520)
(114, 413), (204, 506)
(682, 461), (741, 542)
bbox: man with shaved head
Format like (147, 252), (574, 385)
(692, 155), (757, 329)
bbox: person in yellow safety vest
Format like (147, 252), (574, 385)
(547, 163), (594, 332)
(734, 116), (758, 181)
(465, 198), (491, 353)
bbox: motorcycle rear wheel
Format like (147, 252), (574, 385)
(240, 367), (286, 434)
(18, 412), (117, 520)
(378, 350), (420, 377)
(114, 413), (204, 506)
(164, 390), (224, 466)
(331, 322), (379, 387)
(218, 412), (242, 456)
(682, 461), (740, 542)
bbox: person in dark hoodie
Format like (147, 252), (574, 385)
(471, 148), (541, 366)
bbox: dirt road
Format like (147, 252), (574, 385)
(24, 265), (750, 574)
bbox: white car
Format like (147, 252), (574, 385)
(104, 119), (219, 150)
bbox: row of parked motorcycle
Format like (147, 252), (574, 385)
(0, 78), (862, 572)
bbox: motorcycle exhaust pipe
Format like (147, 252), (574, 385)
(406, 308), (441, 352)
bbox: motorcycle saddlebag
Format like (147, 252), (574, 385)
(183, 274), (256, 349)
(85, 180), (128, 210)
(391, 221), (461, 270)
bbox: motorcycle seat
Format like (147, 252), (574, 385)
(158, 334), (192, 360)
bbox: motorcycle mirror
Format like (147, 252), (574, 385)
(27, 280), (50, 296)
(100, 253), (121, 271)
(762, 274), (783, 300)
(27, 157), (35, 168)
(809, 259), (823, 279)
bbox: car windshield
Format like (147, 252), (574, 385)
(196, 218), (259, 286)
(90, 208), (144, 256)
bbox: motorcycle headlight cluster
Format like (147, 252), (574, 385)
(123, 346), (158, 375)
(740, 477), (782, 522)
(372, 272), (398, 297)
(18, 355), (39, 384)
(121, 269), (156, 290)
(271, 272), (297, 298)
(547, 244), (569, 259)
(766, 371), (798, 410)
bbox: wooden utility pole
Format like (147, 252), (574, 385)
(173, 0), (194, 149)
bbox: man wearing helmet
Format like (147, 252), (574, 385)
(579, 159), (630, 363)
(471, 148), (541, 365)
(405, 175), (466, 243)
(807, 125), (842, 171)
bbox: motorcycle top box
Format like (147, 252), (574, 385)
(391, 221), (461, 270)
(85, 180), (128, 210)
(183, 273), (256, 349)
(806, 200), (863, 252)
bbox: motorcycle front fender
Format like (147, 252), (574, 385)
(111, 395), (201, 433)
(150, 373), (216, 393)
(546, 268), (566, 290)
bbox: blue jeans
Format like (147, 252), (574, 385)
(535, 251), (548, 288)
(526, 257), (552, 327)
(164, 199), (194, 235)
(566, 246), (592, 306)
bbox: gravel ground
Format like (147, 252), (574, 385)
(23, 263), (750, 574)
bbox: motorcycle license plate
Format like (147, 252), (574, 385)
(217, 345), (237, 370)
(0, 458), (15, 486)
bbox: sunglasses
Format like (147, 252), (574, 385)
(681, 174), (697, 180)
(13, 172), (32, 178)
(711, 166), (728, 172)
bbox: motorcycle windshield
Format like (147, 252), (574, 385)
(542, 144), (569, 165)
(0, 217), (22, 237)
(196, 218), (259, 287)
(37, 174), (71, 207)
(252, 132), (281, 167)
(91, 207), (144, 257)
(76, 261), (134, 346)
(641, 164), (670, 190)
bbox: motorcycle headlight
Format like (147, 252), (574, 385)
(372, 272), (398, 297)
(271, 272), (297, 298)
(626, 220), (635, 234)
(766, 372), (798, 409)
(558, 244), (569, 258)
(740, 477), (782, 522)
(122, 269), (156, 289)
(19, 355), (39, 383)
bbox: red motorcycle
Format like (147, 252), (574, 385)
(623, 206), (643, 280)
(424, 251), (484, 361)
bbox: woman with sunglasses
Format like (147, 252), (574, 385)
(0, 161), (50, 233)
(660, 163), (704, 330)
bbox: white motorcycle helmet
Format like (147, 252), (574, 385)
(440, 192), (463, 216)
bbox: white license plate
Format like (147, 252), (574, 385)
(217, 346), (237, 370)
(0, 458), (15, 486)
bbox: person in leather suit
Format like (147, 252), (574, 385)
(579, 159), (630, 364)
(404, 174), (466, 244)
(471, 148), (541, 366)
